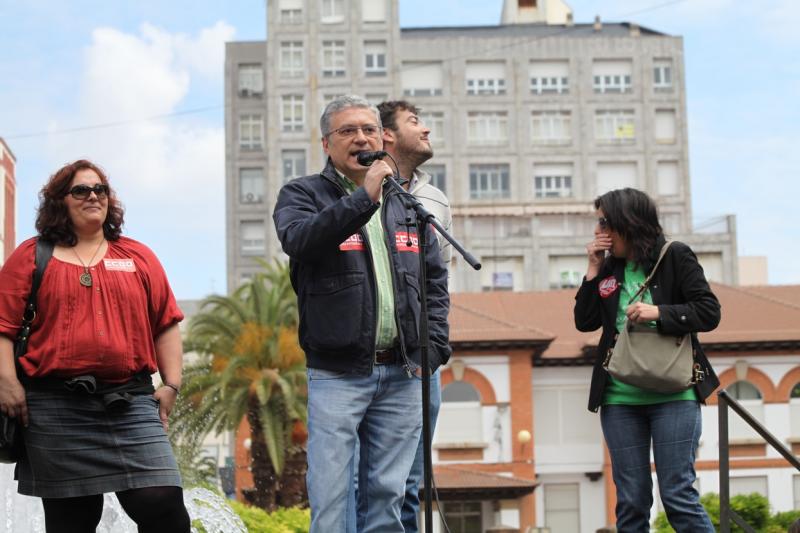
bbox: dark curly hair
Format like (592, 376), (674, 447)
(594, 188), (663, 269)
(35, 159), (124, 245)
(377, 100), (420, 131)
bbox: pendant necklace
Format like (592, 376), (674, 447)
(72, 239), (105, 287)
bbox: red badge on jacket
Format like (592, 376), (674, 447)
(598, 276), (618, 298)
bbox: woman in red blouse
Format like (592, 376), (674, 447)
(0, 160), (190, 532)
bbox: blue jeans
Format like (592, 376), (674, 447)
(307, 364), (422, 533)
(400, 370), (441, 532)
(600, 401), (714, 533)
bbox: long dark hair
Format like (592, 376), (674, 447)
(35, 159), (124, 245)
(594, 188), (663, 269)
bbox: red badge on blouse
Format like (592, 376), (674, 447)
(598, 276), (618, 298)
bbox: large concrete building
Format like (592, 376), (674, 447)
(0, 137), (16, 265)
(224, 0), (737, 294)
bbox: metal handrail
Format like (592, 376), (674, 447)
(717, 390), (800, 533)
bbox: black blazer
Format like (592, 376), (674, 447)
(574, 237), (721, 412)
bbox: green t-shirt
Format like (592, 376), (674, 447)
(603, 261), (697, 405)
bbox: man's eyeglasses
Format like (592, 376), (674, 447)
(68, 184), (109, 200)
(597, 217), (609, 229)
(325, 124), (382, 139)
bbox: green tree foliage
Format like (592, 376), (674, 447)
(172, 260), (307, 510)
(653, 492), (798, 533)
(229, 502), (310, 533)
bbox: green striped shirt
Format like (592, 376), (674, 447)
(336, 172), (398, 351)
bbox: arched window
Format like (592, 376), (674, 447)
(436, 381), (483, 448)
(442, 381), (481, 403)
(789, 382), (800, 438)
(727, 381), (762, 401)
(726, 380), (764, 441)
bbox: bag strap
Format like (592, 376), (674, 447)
(14, 239), (55, 362)
(627, 240), (673, 304)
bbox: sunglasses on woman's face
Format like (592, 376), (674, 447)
(68, 184), (109, 200)
(597, 217), (609, 229)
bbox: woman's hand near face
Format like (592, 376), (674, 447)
(626, 302), (660, 323)
(585, 234), (612, 280)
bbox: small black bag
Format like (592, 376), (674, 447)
(0, 239), (54, 463)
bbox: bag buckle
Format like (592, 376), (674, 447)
(693, 363), (705, 383)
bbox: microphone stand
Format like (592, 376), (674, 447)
(369, 153), (480, 532)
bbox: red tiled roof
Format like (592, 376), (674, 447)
(449, 284), (800, 358)
(432, 465), (536, 490)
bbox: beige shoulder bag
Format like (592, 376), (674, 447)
(604, 241), (698, 393)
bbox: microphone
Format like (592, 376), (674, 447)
(356, 151), (388, 166)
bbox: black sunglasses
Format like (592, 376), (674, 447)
(68, 184), (109, 200)
(597, 217), (610, 229)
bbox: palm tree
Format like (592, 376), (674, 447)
(173, 260), (307, 510)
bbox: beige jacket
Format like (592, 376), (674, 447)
(408, 169), (452, 265)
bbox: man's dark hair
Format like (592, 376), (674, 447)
(594, 188), (664, 270)
(377, 100), (420, 131)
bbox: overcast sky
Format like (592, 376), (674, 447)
(1, 0), (798, 299)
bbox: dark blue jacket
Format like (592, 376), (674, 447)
(574, 238), (721, 412)
(273, 159), (451, 375)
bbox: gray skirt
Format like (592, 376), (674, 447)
(15, 388), (182, 498)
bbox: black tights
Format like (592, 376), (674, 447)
(42, 486), (190, 533)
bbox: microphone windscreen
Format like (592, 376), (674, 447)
(356, 151), (388, 166)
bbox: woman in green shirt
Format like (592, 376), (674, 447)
(574, 188), (720, 532)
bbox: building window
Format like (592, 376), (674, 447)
(465, 61), (507, 95)
(238, 64), (264, 96)
(238, 114), (263, 150)
(595, 109), (635, 142)
(436, 381), (482, 445)
(320, 0), (344, 23)
(401, 62), (444, 97)
(529, 60), (569, 94)
(240, 221), (265, 255)
(321, 40), (346, 77)
(531, 111), (571, 144)
(544, 484), (580, 532)
(480, 256), (523, 291)
(279, 0), (304, 24)
(469, 164), (510, 200)
(657, 161), (680, 197)
(794, 475), (800, 509)
(655, 109), (677, 143)
(440, 502), (482, 533)
(653, 59), (673, 92)
(363, 41), (387, 76)
(421, 164), (446, 194)
(281, 150), (306, 183)
(592, 59), (633, 93)
(597, 161), (637, 195)
(361, 0), (386, 22)
(467, 112), (508, 146)
(281, 95), (305, 133)
(730, 476), (768, 498)
(279, 41), (304, 78)
(726, 381), (765, 441)
(365, 93), (388, 106)
(419, 111), (445, 147)
(239, 168), (264, 204)
(534, 163), (573, 199)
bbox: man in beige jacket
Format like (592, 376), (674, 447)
(378, 100), (452, 532)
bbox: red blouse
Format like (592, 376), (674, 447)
(0, 236), (184, 382)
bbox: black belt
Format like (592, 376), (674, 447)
(375, 347), (399, 365)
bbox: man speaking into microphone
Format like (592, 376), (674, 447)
(273, 95), (451, 533)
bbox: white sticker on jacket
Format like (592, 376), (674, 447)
(103, 258), (136, 272)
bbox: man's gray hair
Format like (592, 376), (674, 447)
(320, 95), (381, 137)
